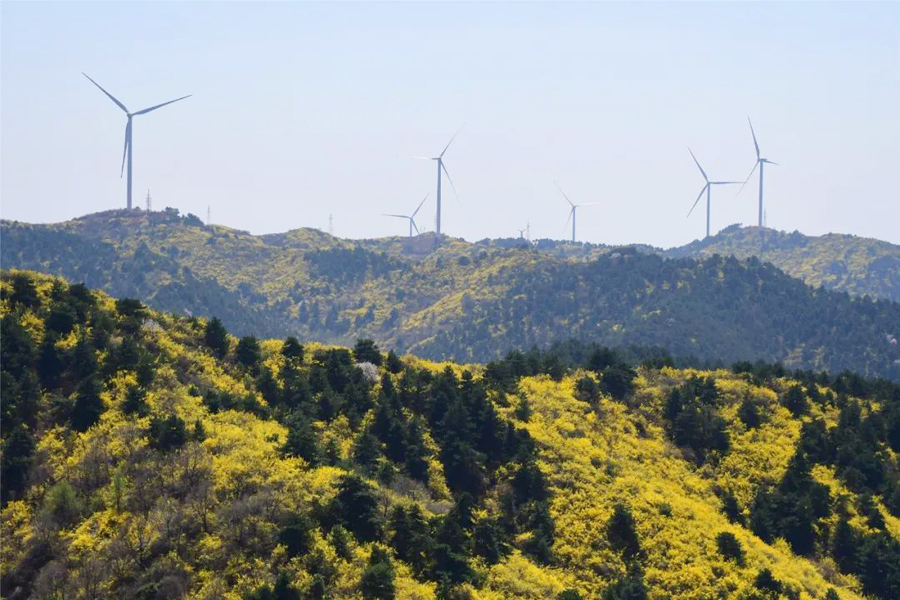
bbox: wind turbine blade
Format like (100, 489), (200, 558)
(554, 181), (574, 207)
(412, 220), (420, 235)
(564, 207), (574, 229)
(439, 124), (465, 158)
(441, 162), (459, 200)
(765, 160), (780, 166)
(710, 181), (742, 185)
(687, 184), (707, 217)
(688, 147), (708, 182)
(748, 116), (760, 159)
(120, 121), (131, 177)
(382, 214), (409, 219)
(82, 73), (129, 113)
(132, 95), (192, 116)
(412, 193), (429, 218)
(737, 161), (759, 196)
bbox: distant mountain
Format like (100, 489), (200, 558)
(3, 210), (900, 380)
(3, 271), (899, 599)
(663, 224), (900, 303)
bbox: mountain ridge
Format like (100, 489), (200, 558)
(2, 211), (899, 380)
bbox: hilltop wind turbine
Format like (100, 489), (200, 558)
(383, 194), (429, 238)
(411, 126), (463, 236)
(517, 227), (527, 239)
(738, 117), (779, 227)
(83, 73), (191, 210)
(555, 182), (600, 243)
(686, 148), (741, 239)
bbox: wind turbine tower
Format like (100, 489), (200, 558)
(412, 127), (462, 236)
(83, 73), (191, 210)
(739, 117), (779, 227)
(555, 182), (600, 243)
(686, 148), (740, 238)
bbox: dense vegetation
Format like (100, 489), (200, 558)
(3, 271), (900, 599)
(2, 211), (900, 382)
(664, 224), (900, 303)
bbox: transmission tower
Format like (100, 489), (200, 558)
(145, 190), (152, 212)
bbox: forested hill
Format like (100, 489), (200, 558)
(3, 270), (900, 600)
(663, 224), (900, 303)
(2, 211), (900, 380)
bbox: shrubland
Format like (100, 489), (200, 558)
(3, 270), (900, 599)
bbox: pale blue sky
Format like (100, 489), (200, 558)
(2, 1), (898, 246)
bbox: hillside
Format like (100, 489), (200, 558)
(2, 211), (900, 381)
(3, 270), (900, 600)
(664, 225), (900, 303)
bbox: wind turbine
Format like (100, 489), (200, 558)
(383, 194), (429, 238)
(686, 148), (741, 239)
(83, 73), (191, 210)
(555, 182), (600, 243)
(411, 126), (463, 236)
(738, 117), (779, 227)
(517, 227), (527, 239)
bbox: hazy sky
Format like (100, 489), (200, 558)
(2, 1), (899, 247)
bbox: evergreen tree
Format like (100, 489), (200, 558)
(1, 315), (36, 377)
(360, 547), (395, 600)
(71, 375), (104, 432)
(1, 425), (35, 504)
(283, 412), (320, 465)
(282, 336), (304, 362)
(148, 413), (188, 451)
(607, 503), (642, 561)
(236, 336), (261, 372)
(404, 418), (430, 481)
(832, 519), (858, 573)
(36, 335), (65, 390)
(203, 317), (229, 358)
(385, 350), (403, 374)
(599, 364), (636, 401)
(388, 505), (432, 574)
(8, 273), (40, 309)
(715, 531), (745, 565)
(753, 569), (783, 596)
(279, 513), (315, 558)
(721, 491), (745, 525)
(602, 564), (648, 600)
(330, 525), (353, 561)
(575, 375), (601, 404)
(782, 385), (808, 417)
(331, 474), (381, 542)
(352, 427), (381, 474)
(738, 395), (763, 429)
(122, 385), (150, 417)
(353, 339), (383, 366)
